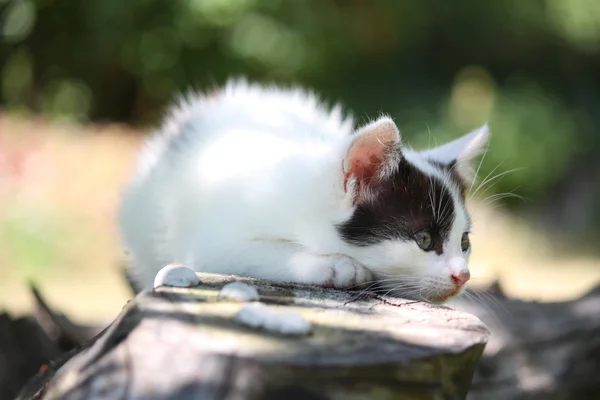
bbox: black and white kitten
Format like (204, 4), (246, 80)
(118, 80), (489, 303)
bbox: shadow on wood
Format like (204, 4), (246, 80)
(450, 282), (600, 400)
(17, 273), (489, 400)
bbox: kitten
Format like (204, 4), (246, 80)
(118, 79), (489, 304)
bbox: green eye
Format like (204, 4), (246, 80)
(414, 230), (433, 251)
(461, 232), (470, 252)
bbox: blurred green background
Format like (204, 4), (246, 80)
(1, 0), (600, 319)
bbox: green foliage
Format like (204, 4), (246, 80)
(0, 206), (62, 276)
(1, 0), (600, 220)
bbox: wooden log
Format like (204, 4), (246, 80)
(18, 273), (490, 400)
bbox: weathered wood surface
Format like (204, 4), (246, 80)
(18, 273), (489, 400)
(10, 277), (600, 400)
(451, 282), (600, 400)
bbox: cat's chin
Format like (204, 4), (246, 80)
(427, 286), (466, 304)
(382, 286), (463, 304)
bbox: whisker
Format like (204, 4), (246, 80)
(472, 168), (522, 200)
(379, 285), (423, 299)
(468, 139), (491, 194)
(437, 177), (447, 222)
(469, 158), (507, 199)
(469, 287), (509, 313)
(347, 275), (425, 300)
(461, 287), (513, 328)
(429, 177), (437, 221)
(346, 277), (419, 291)
(482, 190), (526, 205)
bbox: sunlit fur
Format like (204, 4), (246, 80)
(118, 79), (489, 303)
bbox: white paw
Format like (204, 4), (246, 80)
(291, 253), (373, 289)
(154, 263), (200, 289)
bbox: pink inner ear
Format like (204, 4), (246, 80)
(345, 136), (388, 185)
(343, 120), (398, 192)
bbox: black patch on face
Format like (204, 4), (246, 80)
(428, 159), (468, 200)
(336, 155), (456, 254)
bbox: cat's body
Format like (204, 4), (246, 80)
(118, 80), (489, 303)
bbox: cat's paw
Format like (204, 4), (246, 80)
(291, 253), (373, 289)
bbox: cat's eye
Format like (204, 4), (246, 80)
(461, 232), (470, 252)
(414, 230), (433, 251)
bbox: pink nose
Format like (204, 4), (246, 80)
(450, 270), (471, 287)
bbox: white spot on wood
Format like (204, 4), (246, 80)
(219, 282), (260, 302)
(154, 263), (200, 289)
(234, 302), (312, 336)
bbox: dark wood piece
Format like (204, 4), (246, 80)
(0, 313), (59, 400)
(0, 284), (108, 400)
(452, 282), (600, 400)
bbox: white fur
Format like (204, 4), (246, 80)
(118, 79), (489, 303)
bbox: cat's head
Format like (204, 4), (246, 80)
(336, 117), (489, 303)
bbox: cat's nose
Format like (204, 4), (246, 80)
(450, 270), (470, 287)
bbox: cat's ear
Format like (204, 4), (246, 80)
(421, 124), (490, 183)
(343, 116), (401, 202)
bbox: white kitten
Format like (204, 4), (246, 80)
(118, 79), (489, 303)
